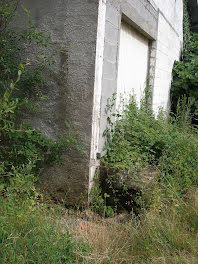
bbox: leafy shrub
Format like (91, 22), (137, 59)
(171, 1), (198, 125)
(101, 98), (198, 211)
(90, 172), (115, 218)
(0, 68), (77, 198)
(171, 33), (198, 124)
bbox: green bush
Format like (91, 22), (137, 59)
(171, 1), (198, 124)
(102, 98), (198, 198)
(171, 34), (198, 123)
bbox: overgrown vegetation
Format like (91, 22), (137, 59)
(0, 2), (85, 263)
(75, 91), (198, 263)
(91, 96), (198, 215)
(0, 197), (88, 263)
(88, 93), (198, 262)
(1, 1), (198, 263)
(171, 0), (198, 124)
(104, 98), (198, 187)
(73, 188), (197, 264)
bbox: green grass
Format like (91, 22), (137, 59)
(0, 195), (88, 264)
(2, 186), (197, 264)
(1, 97), (198, 264)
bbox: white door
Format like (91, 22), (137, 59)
(116, 21), (149, 108)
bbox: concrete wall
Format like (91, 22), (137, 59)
(152, 11), (183, 113)
(16, 0), (183, 205)
(19, 0), (99, 205)
(152, 0), (183, 41)
(152, 0), (183, 113)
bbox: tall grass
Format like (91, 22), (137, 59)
(81, 97), (198, 263)
(1, 98), (198, 264)
(75, 189), (198, 264)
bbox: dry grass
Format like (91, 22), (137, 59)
(74, 218), (132, 263)
(71, 190), (198, 264)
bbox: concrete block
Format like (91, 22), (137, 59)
(105, 21), (119, 44)
(106, 3), (120, 28)
(103, 60), (117, 80)
(104, 41), (118, 63)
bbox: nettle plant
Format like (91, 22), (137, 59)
(0, 1), (76, 198)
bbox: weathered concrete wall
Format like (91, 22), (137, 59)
(18, 0), (99, 205)
(16, 0), (183, 205)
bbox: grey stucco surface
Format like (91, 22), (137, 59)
(18, 0), (99, 205)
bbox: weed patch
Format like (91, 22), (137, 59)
(92, 96), (198, 213)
